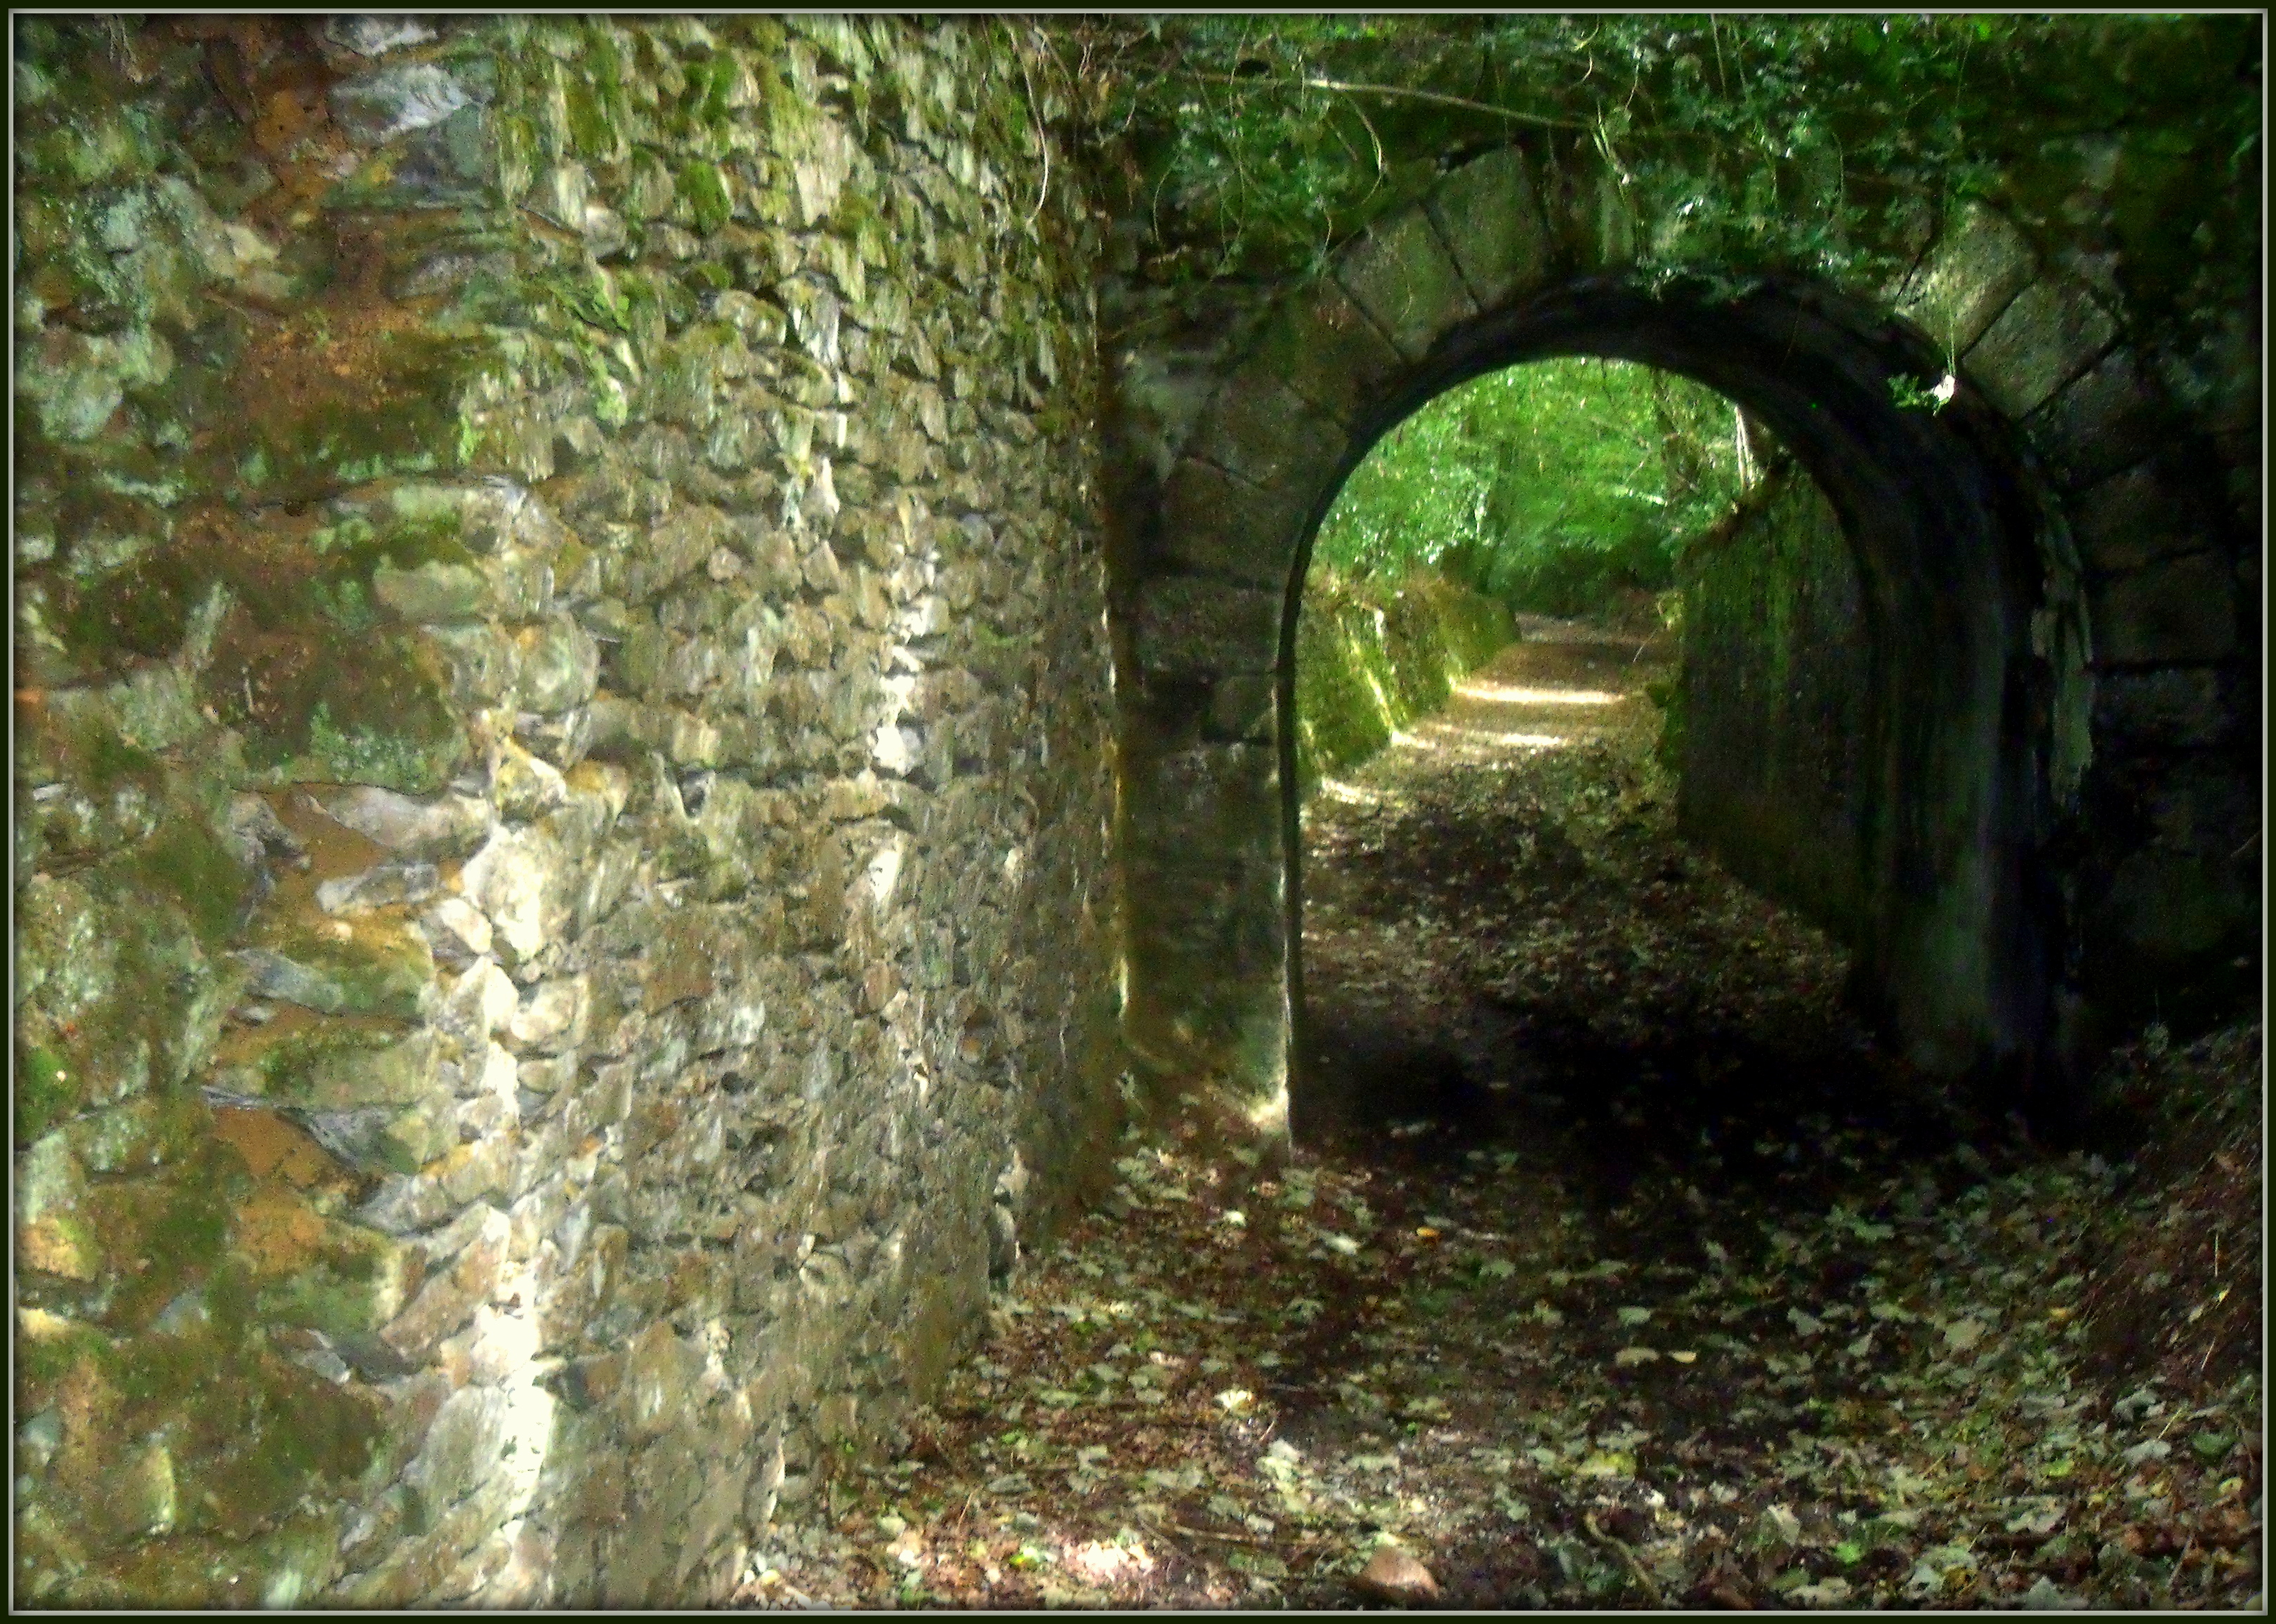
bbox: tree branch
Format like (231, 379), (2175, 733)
(1171, 70), (1590, 132)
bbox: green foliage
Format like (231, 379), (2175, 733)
(1070, 14), (2259, 333)
(1314, 357), (1761, 617)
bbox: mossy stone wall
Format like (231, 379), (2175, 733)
(1675, 470), (1873, 945)
(14, 15), (1119, 1606)
(1292, 566), (1514, 792)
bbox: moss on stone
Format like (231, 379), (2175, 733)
(252, 913), (436, 1021)
(79, 1141), (250, 1331)
(232, 322), (496, 504)
(127, 817), (249, 953)
(18, 1045), (78, 1144)
(201, 617), (468, 795)
(213, 1016), (427, 1111)
(1294, 565), (1513, 791)
(679, 160), (734, 235)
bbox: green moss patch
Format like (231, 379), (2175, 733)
(18, 1045), (79, 1144)
(1294, 565), (1514, 791)
(210, 1016), (433, 1113)
(42, 496), (482, 673)
(201, 614), (466, 793)
(230, 311), (499, 504)
(251, 912), (437, 1021)
(126, 817), (249, 953)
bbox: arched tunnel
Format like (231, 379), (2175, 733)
(1113, 145), (2225, 1157)
(1276, 275), (2091, 1138)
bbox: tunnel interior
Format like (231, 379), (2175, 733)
(1275, 274), (2091, 1142)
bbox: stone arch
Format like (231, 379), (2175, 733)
(1116, 141), (2223, 1141)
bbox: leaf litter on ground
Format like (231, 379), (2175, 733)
(731, 620), (2261, 1611)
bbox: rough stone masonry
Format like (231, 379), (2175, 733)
(14, 15), (1123, 1605)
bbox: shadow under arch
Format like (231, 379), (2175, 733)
(1273, 272), (2088, 1132)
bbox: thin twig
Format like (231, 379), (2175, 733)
(1170, 70), (1589, 131)
(1583, 1510), (1664, 1607)
(1007, 24), (1053, 232)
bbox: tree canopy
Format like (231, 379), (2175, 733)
(1313, 359), (1765, 617)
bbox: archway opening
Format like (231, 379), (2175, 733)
(1272, 276), (2085, 1146)
(1286, 352), (1859, 1151)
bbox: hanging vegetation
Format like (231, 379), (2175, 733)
(1063, 13), (2258, 397)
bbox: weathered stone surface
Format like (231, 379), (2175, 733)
(324, 15), (438, 57)
(1242, 278), (1406, 432)
(375, 562), (489, 625)
(1423, 145), (1553, 312)
(2070, 461), (2224, 575)
(313, 786), (494, 863)
(515, 614), (602, 715)
(1333, 204), (1480, 364)
(2086, 847), (2255, 979)
(1896, 201), (2037, 355)
(318, 862), (441, 916)
(329, 62), (482, 145)
(211, 1026), (442, 1113)
(1189, 369), (1349, 494)
(1123, 743), (1283, 866)
(2091, 668), (2234, 749)
(1968, 279), (2119, 418)
(508, 977), (590, 1055)
(382, 1207), (511, 1364)
(1157, 457), (1315, 589)
(2027, 347), (2173, 490)
(1133, 579), (1283, 684)
(2088, 551), (2237, 664)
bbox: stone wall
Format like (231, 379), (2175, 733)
(13, 15), (1121, 1606)
(1675, 468), (1873, 945)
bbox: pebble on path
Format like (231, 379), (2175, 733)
(1353, 1544), (1441, 1606)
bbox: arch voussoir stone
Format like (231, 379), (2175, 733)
(1422, 145), (1554, 311)
(1966, 278), (2121, 420)
(1190, 367), (1351, 496)
(1895, 201), (2037, 357)
(1332, 203), (1480, 362)
(1245, 279), (1406, 427)
(1158, 456), (1315, 587)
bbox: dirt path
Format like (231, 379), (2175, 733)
(731, 620), (2261, 1612)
